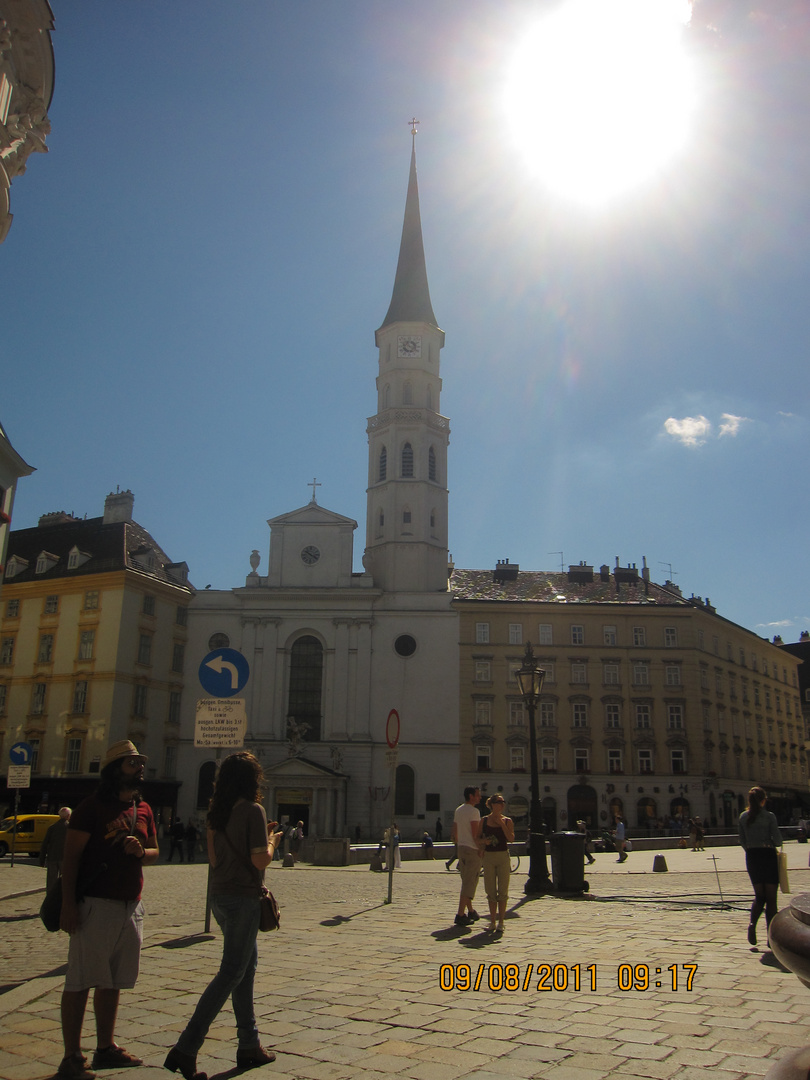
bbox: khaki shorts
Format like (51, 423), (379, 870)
(65, 897), (144, 992)
(458, 847), (482, 900)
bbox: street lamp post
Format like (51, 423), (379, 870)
(516, 641), (553, 894)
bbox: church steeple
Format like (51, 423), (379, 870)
(377, 133), (439, 333)
(364, 129), (450, 593)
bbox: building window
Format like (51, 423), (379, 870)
(603, 625), (617, 646)
(474, 700), (492, 726)
(29, 738), (40, 772)
(38, 634), (54, 663)
(475, 623), (490, 644)
(476, 745), (492, 770)
(1, 637), (14, 664)
(571, 625), (584, 645)
(541, 662), (555, 683)
(541, 747), (557, 771)
(402, 509), (411, 524)
(572, 703), (589, 727)
(176, 605), (188, 627)
(168, 690), (182, 725)
(603, 663), (619, 685)
(72, 680), (88, 714)
(671, 749), (687, 774)
(474, 661), (491, 682)
(84, 590), (99, 610)
(664, 627), (678, 648)
(0, 684), (6, 714)
(509, 701), (525, 725)
(137, 634), (152, 666)
(133, 684), (148, 717)
(44, 595), (59, 614)
(143, 594), (156, 616)
(608, 749), (623, 773)
(700, 667), (709, 690)
(697, 630), (704, 650)
(428, 446), (437, 482)
(288, 635), (324, 741)
(164, 744), (177, 779)
(66, 738), (82, 774)
(67, 550), (79, 570)
(605, 704), (621, 729)
(635, 705), (651, 728)
(172, 643), (185, 673)
(509, 623), (523, 645)
(401, 443), (414, 477)
(575, 748), (590, 772)
(378, 446), (387, 482)
(571, 663), (588, 684)
(538, 624), (553, 645)
(540, 702), (556, 726)
(633, 626), (646, 647)
(209, 633), (229, 650)
(638, 749), (653, 773)
(510, 746), (526, 770)
(633, 663), (650, 685)
(31, 682), (47, 714)
(668, 705), (684, 730)
(5, 599), (19, 617)
(666, 665), (681, 686)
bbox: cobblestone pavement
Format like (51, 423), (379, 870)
(1, 844), (810, 1080)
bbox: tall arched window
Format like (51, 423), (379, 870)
(288, 635), (323, 741)
(428, 446), (437, 482)
(378, 446), (387, 482)
(401, 443), (414, 477)
(395, 764), (415, 816)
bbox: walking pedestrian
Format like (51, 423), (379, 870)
(56, 741), (158, 1080)
(40, 806), (71, 893)
(480, 795), (514, 933)
(165, 752), (281, 1080)
(451, 786), (482, 926)
(739, 786), (783, 947)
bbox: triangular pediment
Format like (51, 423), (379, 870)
(267, 503), (357, 529)
(265, 755), (344, 778)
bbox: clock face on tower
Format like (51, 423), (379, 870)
(397, 335), (422, 358)
(300, 545), (321, 565)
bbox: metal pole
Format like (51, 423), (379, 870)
(10, 789), (20, 868)
(525, 696), (552, 894)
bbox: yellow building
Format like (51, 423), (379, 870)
(0, 490), (193, 818)
(453, 559), (807, 835)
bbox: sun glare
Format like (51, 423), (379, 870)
(504, 0), (696, 205)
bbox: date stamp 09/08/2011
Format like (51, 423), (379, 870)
(438, 963), (698, 993)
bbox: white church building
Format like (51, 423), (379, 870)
(177, 141), (460, 840)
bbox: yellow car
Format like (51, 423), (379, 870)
(0, 814), (60, 857)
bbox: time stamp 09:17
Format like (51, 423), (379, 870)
(439, 963), (698, 993)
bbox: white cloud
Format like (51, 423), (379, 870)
(663, 415), (712, 447)
(755, 619), (794, 629)
(718, 413), (750, 437)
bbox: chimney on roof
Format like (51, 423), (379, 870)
(493, 558), (519, 583)
(103, 489), (134, 524)
(600, 564), (610, 582)
(38, 511), (78, 527)
(642, 556), (650, 583)
(800, 631), (810, 642)
(567, 562), (594, 583)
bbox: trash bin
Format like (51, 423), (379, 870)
(549, 831), (589, 892)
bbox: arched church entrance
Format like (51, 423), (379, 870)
(567, 784), (597, 829)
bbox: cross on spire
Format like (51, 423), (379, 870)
(408, 117), (420, 146)
(308, 477), (322, 504)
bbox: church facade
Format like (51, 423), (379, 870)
(176, 143), (460, 840)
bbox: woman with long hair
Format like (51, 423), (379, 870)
(479, 794), (514, 934)
(165, 753), (282, 1080)
(738, 786), (783, 946)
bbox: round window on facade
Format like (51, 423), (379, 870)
(394, 634), (417, 657)
(208, 633), (230, 650)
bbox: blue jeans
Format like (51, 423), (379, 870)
(176, 894), (261, 1055)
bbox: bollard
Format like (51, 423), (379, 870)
(369, 854), (384, 872)
(282, 852), (295, 868)
(652, 854), (668, 873)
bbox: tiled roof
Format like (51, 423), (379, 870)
(5, 515), (194, 590)
(450, 568), (690, 607)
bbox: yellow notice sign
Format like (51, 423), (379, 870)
(195, 699), (247, 748)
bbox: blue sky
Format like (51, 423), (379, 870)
(3, 0), (808, 638)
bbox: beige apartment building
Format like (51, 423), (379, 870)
(0, 490), (193, 819)
(453, 559), (807, 836)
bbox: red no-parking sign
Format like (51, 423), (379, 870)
(386, 709), (400, 749)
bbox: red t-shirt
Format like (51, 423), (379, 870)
(70, 794), (156, 902)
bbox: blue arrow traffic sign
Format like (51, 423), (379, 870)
(199, 648), (250, 698)
(10, 741), (33, 765)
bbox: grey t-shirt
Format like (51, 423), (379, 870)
(210, 800), (268, 896)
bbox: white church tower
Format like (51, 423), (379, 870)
(364, 130), (450, 593)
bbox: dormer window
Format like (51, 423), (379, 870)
(36, 551), (58, 575)
(67, 546), (91, 571)
(5, 556), (28, 579)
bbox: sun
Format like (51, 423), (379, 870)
(503, 0), (697, 205)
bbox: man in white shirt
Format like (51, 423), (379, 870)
(451, 787), (482, 926)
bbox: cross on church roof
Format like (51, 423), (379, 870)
(308, 477), (322, 504)
(409, 117), (420, 144)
